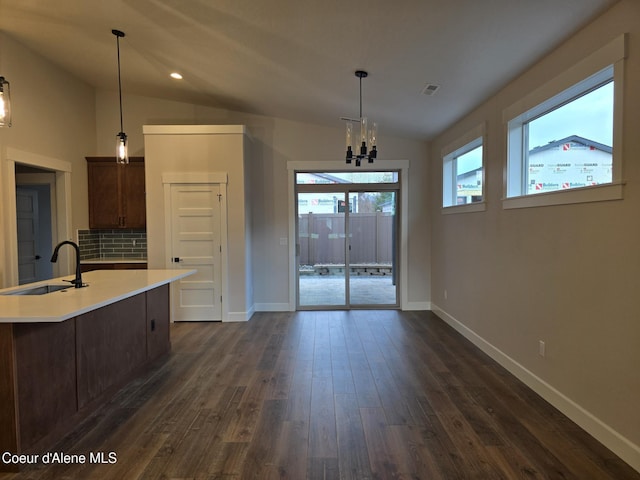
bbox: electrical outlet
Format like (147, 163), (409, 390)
(539, 340), (546, 357)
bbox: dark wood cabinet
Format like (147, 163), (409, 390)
(86, 156), (146, 229)
(0, 285), (170, 463)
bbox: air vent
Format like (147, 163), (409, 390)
(421, 83), (440, 96)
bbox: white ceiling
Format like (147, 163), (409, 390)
(0, 0), (617, 140)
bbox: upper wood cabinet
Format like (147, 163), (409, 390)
(86, 157), (146, 229)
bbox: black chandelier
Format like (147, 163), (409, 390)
(344, 70), (377, 166)
(112, 29), (128, 164)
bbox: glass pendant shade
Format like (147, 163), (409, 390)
(345, 122), (353, 163)
(343, 70), (378, 165)
(0, 77), (11, 128)
(116, 131), (129, 164)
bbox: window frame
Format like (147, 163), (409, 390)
(503, 34), (626, 209)
(441, 123), (486, 214)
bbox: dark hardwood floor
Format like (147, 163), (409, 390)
(3, 310), (638, 479)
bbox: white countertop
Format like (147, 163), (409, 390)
(0, 269), (195, 323)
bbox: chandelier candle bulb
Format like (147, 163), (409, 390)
(360, 117), (368, 155)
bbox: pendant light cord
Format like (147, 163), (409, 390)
(114, 30), (125, 132)
(359, 74), (363, 119)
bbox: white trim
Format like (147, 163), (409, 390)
(3, 149), (73, 287)
(162, 172), (228, 184)
(502, 34), (626, 122)
(441, 123), (486, 211)
(255, 302), (292, 312)
(441, 123), (486, 157)
(162, 177), (230, 322)
(143, 124), (247, 136)
(503, 182), (624, 209)
(441, 202), (487, 214)
(431, 303), (640, 473)
(503, 34), (627, 205)
(286, 160), (410, 310)
(226, 306), (254, 322)
(7, 147), (72, 172)
(404, 301), (431, 311)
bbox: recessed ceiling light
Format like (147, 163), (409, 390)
(170, 72), (183, 80)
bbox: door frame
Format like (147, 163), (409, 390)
(162, 172), (229, 321)
(287, 160), (410, 311)
(295, 186), (400, 310)
(3, 148), (72, 287)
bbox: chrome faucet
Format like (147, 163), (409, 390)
(51, 240), (85, 288)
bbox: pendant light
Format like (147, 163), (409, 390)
(0, 76), (11, 128)
(112, 29), (128, 164)
(344, 70), (377, 167)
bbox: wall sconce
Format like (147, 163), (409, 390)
(0, 76), (11, 128)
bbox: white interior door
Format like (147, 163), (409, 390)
(16, 188), (41, 285)
(169, 184), (222, 321)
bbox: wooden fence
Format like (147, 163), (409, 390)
(298, 212), (394, 265)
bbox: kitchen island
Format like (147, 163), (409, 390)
(0, 269), (193, 471)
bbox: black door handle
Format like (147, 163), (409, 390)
(35, 255), (41, 260)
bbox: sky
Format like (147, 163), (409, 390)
(456, 80), (613, 176)
(528, 81), (613, 149)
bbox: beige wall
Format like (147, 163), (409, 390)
(0, 33), (96, 287)
(143, 128), (252, 320)
(429, 0), (640, 469)
(96, 90), (430, 309)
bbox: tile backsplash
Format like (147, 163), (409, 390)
(78, 229), (147, 260)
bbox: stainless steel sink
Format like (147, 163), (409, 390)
(1, 284), (72, 296)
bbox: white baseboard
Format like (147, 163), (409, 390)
(403, 301), (431, 311)
(430, 304), (640, 474)
(254, 302), (293, 312)
(225, 305), (255, 322)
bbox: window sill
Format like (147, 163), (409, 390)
(503, 182), (624, 209)
(442, 202), (487, 215)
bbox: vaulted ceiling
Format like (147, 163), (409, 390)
(0, 0), (617, 139)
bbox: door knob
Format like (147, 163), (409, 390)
(35, 255), (41, 260)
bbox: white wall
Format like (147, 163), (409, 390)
(143, 127), (253, 321)
(0, 33), (96, 287)
(429, 0), (640, 471)
(95, 90), (431, 310)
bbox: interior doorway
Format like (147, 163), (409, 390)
(295, 171), (400, 309)
(15, 184), (54, 284)
(3, 148), (73, 287)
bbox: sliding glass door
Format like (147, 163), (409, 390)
(297, 191), (347, 307)
(349, 191), (397, 306)
(295, 172), (399, 309)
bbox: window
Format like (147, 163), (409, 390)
(504, 35), (626, 208)
(442, 124), (485, 212)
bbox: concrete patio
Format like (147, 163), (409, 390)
(298, 274), (397, 307)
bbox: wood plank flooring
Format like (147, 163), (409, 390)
(2, 310), (638, 479)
